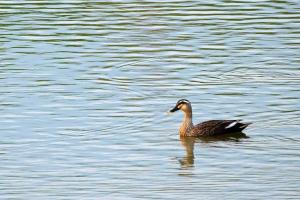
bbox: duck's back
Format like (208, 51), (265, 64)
(191, 120), (249, 136)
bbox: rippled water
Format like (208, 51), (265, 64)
(1, 1), (300, 199)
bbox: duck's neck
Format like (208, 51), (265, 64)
(180, 112), (194, 136)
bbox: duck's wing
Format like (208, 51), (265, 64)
(193, 120), (250, 136)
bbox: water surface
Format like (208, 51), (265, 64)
(1, 1), (300, 199)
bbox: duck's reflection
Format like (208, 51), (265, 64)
(179, 137), (196, 167)
(179, 132), (248, 168)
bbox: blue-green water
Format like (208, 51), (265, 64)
(1, 1), (300, 199)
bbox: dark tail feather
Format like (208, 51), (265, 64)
(238, 122), (252, 131)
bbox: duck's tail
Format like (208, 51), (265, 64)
(225, 120), (252, 132)
(237, 122), (252, 131)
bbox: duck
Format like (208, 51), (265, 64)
(169, 99), (251, 137)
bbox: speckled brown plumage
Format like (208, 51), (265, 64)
(169, 99), (251, 137)
(190, 120), (250, 136)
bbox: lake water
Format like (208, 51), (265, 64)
(1, 1), (300, 199)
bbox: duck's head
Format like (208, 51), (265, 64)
(169, 99), (192, 113)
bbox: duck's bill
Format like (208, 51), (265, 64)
(169, 106), (179, 113)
